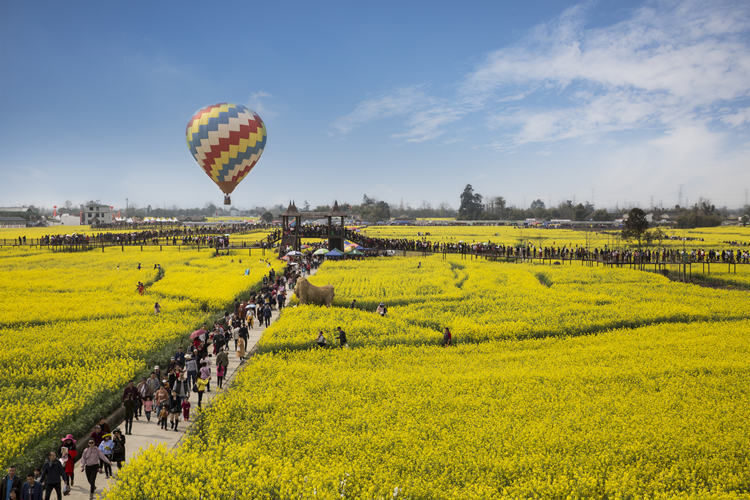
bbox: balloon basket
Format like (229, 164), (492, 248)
(224, 195), (231, 205)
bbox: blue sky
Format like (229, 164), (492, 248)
(1, 0), (749, 210)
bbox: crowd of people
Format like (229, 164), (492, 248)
(16, 261), (300, 500)
(18, 224), (277, 248)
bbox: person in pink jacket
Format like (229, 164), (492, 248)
(80, 439), (110, 499)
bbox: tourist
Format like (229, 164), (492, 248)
(1, 466), (22, 500)
(376, 303), (387, 316)
(154, 302), (161, 314)
(112, 429), (126, 470)
(181, 399), (191, 422)
(216, 349), (229, 388)
(122, 381), (139, 435)
(350, 299), (357, 308)
(41, 452), (66, 500)
(236, 335), (246, 362)
(442, 327), (452, 347)
(263, 303), (272, 327)
(185, 355), (198, 388)
(196, 374), (209, 408)
(146, 372), (161, 395)
(158, 405), (169, 430)
(174, 346), (186, 368)
(315, 331), (328, 348)
(89, 425), (103, 447)
(20, 474), (41, 500)
(136, 377), (151, 417)
(98, 434), (114, 478)
(143, 396), (153, 422)
(80, 439), (110, 499)
(199, 359), (211, 392)
(336, 327), (348, 348)
(169, 391), (181, 431)
(153, 384), (169, 416)
(59, 434), (77, 492)
(172, 372), (189, 403)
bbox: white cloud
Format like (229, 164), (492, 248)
(721, 107), (750, 126)
(248, 91), (276, 118)
(466, 0), (750, 146)
(330, 86), (433, 135)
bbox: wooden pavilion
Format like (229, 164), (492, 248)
(279, 201), (348, 257)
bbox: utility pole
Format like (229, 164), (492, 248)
(678, 185), (683, 207)
(125, 198), (128, 217)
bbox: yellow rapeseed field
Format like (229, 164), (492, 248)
(359, 224), (750, 249)
(0, 245), (282, 470)
(107, 255), (750, 499)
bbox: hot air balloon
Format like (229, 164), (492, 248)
(186, 103), (267, 205)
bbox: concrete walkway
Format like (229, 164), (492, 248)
(68, 302), (287, 499)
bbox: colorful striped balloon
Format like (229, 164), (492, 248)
(186, 103), (267, 204)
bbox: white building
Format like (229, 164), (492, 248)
(59, 214), (81, 225)
(80, 202), (113, 225)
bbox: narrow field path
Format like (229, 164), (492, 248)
(66, 285), (296, 500)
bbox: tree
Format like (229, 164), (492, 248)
(622, 208), (649, 245)
(373, 201), (391, 221)
(458, 184), (484, 220)
(261, 211), (273, 223)
(591, 209), (613, 221)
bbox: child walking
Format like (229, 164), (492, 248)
(143, 396), (153, 422)
(158, 405), (169, 430)
(181, 399), (191, 422)
(98, 433), (114, 478)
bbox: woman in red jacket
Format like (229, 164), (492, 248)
(60, 434), (77, 491)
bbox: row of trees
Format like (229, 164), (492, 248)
(458, 184), (750, 228)
(459, 184), (613, 221)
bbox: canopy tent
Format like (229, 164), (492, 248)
(325, 248), (344, 258)
(313, 248), (329, 256)
(348, 249), (364, 256)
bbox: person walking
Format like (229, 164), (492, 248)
(145, 372), (161, 395)
(199, 360), (211, 392)
(111, 429), (126, 470)
(215, 350), (229, 389)
(143, 396), (153, 422)
(98, 434), (114, 478)
(20, 474), (41, 500)
(80, 439), (110, 500)
(236, 336), (246, 362)
(1, 466), (22, 500)
(172, 372), (189, 403)
(181, 399), (191, 423)
(136, 377), (151, 418)
(121, 381), (139, 435)
(185, 354), (198, 388)
(40, 452), (66, 500)
(196, 375), (209, 408)
(169, 391), (181, 432)
(58, 435), (76, 491)
(263, 304), (272, 327)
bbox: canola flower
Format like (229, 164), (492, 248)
(0, 246), (283, 468)
(107, 254), (750, 499)
(266, 256), (750, 351)
(107, 320), (750, 499)
(359, 224), (750, 250)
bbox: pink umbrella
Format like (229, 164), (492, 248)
(190, 328), (206, 340)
